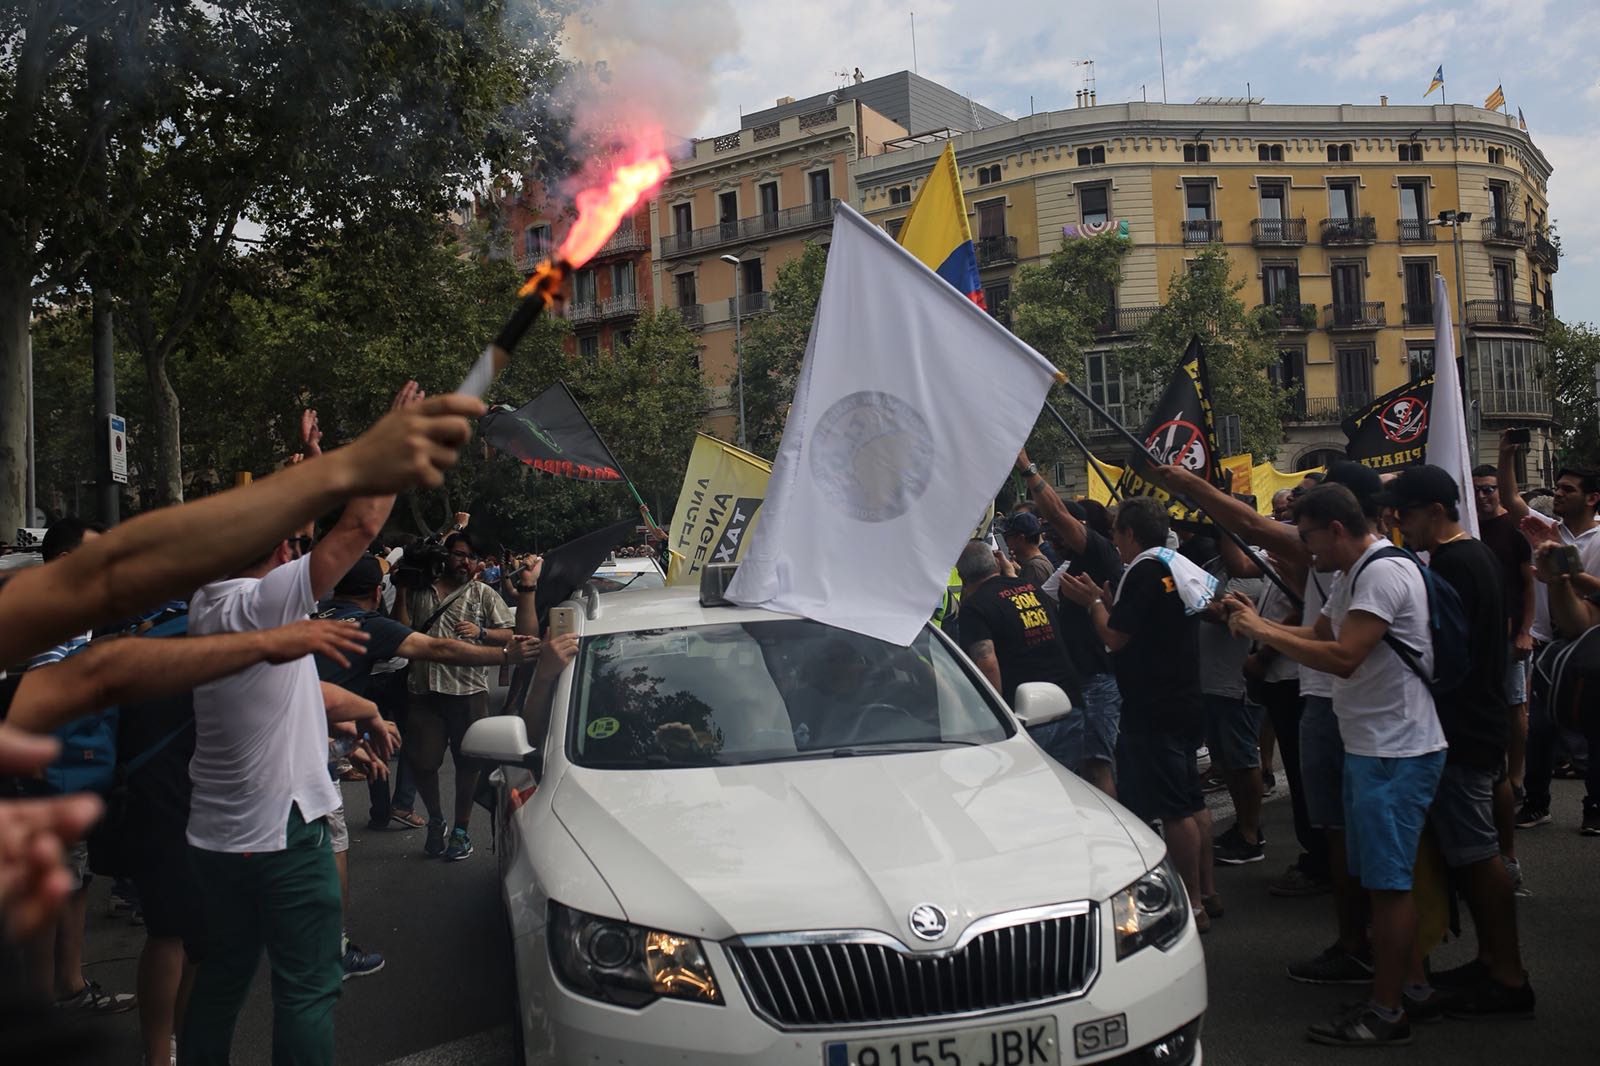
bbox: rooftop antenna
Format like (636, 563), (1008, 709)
(1155, 0), (1169, 103)
(1072, 59), (1096, 107)
(909, 11), (919, 74)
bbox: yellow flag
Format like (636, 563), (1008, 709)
(665, 434), (773, 586)
(1484, 85), (1505, 111)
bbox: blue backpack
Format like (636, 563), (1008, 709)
(1349, 545), (1471, 698)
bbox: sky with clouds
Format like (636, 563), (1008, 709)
(689, 0), (1600, 325)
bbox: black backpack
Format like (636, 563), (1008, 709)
(1349, 545), (1471, 698)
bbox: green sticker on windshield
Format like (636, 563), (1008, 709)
(586, 717), (620, 740)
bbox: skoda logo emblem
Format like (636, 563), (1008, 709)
(907, 903), (948, 941)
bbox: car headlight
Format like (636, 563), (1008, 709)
(548, 901), (723, 1008)
(1111, 857), (1189, 960)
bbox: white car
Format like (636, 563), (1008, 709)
(465, 577), (1206, 1066)
(587, 554), (666, 594)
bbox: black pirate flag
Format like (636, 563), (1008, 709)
(1113, 337), (1226, 524)
(1341, 375), (1436, 471)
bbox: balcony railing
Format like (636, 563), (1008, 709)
(599, 292), (640, 319)
(1481, 217), (1527, 246)
(593, 223), (649, 258)
(1251, 218), (1306, 246)
(1529, 229), (1560, 269)
(1324, 301), (1385, 330)
(515, 248), (552, 273)
(1401, 302), (1435, 327)
(1291, 396), (1373, 423)
(1478, 388), (1552, 418)
(1256, 301), (1317, 332)
(1397, 218), (1435, 243)
(1464, 299), (1547, 330)
(976, 234), (1018, 268)
(673, 303), (704, 328)
(1094, 305), (1161, 335)
(1320, 216), (1377, 245)
(729, 291), (769, 316)
(1182, 219), (1223, 245)
(660, 200), (836, 257)
(567, 300), (599, 325)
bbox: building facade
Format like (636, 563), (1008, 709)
(854, 99), (1560, 492)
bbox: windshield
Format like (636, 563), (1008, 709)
(568, 620), (1012, 769)
(590, 568), (666, 594)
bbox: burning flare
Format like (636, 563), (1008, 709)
(518, 152), (671, 298)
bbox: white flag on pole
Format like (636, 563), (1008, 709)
(1426, 272), (1480, 539)
(725, 204), (1061, 645)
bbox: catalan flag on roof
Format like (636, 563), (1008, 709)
(896, 141), (984, 308)
(1424, 65), (1444, 98)
(1485, 84), (1506, 111)
(1518, 106), (1528, 131)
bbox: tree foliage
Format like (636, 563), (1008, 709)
(1123, 246), (1287, 461)
(1545, 317), (1600, 467)
(738, 242), (829, 459)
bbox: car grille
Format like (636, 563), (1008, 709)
(724, 905), (1098, 1029)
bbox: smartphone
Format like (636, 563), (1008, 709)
(1543, 544), (1582, 578)
(547, 605), (580, 639)
(1505, 427), (1531, 446)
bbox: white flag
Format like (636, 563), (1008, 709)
(725, 204), (1061, 645)
(1427, 272), (1479, 539)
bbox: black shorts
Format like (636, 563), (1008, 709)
(1117, 729), (1206, 823)
(130, 825), (206, 953)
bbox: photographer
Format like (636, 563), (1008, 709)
(394, 524), (540, 862)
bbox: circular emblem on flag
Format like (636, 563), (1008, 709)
(1145, 419), (1210, 473)
(809, 390), (934, 523)
(1378, 396), (1428, 444)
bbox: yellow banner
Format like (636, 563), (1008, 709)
(665, 434), (773, 586)
(1086, 454), (1325, 516)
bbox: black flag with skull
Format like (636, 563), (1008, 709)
(1112, 336), (1227, 525)
(1340, 374), (1436, 471)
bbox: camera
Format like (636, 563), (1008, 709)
(390, 539), (448, 590)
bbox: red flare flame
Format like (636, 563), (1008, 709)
(564, 154), (670, 262)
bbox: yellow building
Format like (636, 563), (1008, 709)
(854, 97), (1559, 490)
(649, 71), (1006, 442)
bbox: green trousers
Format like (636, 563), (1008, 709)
(181, 808), (342, 1066)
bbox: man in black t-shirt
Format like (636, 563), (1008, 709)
(1057, 496), (1209, 925)
(1017, 450), (1124, 797)
(1384, 465), (1532, 1017)
(1472, 464), (1534, 806)
(955, 543), (1083, 710)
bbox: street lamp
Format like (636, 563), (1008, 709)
(1429, 209), (1474, 463)
(720, 253), (748, 448)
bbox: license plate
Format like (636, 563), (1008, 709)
(1072, 1014), (1128, 1058)
(824, 1016), (1058, 1066)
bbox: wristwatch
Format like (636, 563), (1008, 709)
(1024, 463), (1039, 478)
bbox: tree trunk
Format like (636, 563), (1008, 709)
(0, 259), (31, 535)
(143, 344), (184, 506)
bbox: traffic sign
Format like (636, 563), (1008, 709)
(109, 414), (128, 484)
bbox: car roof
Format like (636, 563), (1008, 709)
(593, 556), (663, 573)
(568, 585), (806, 636)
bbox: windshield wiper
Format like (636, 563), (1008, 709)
(829, 741), (979, 757)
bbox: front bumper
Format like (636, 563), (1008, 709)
(515, 908), (1206, 1065)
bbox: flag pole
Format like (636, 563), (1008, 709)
(553, 379), (663, 532)
(1056, 377), (1303, 609)
(1042, 399), (1122, 502)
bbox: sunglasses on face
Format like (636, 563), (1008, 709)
(1474, 485), (1497, 495)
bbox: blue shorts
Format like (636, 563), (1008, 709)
(1300, 695), (1345, 829)
(1505, 656), (1527, 706)
(1203, 693), (1263, 771)
(1035, 672), (1121, 770)
(1342, 751), (1446, 891)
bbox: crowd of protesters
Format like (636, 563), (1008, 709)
(953, 439), (1599, 1046)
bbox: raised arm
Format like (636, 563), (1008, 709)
(0, 392), (483, 668)
(1144, 464), (1308, 564)
(1016, 449), (1086, 554)
(8, 621), (370, 735)
(396, 631), (538, 668)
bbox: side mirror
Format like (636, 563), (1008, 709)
(463, 715), (538, 767)
(1012, 682), (1073, 728)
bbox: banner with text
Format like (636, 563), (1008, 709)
(480, 380), (626, 482)
(1341, 374), (1435, 471)
(1111, 337), (1226, 524)
(665, 434), (772, 587)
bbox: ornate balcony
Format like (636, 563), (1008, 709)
(728, 292), (769, 316)
(1320, 216), (1377, 245)
(673, 303), (704, 328)
(1256, 301), (1317, 332)
(660, 200), (836, 258)
(1397, 218), (1435, 243)
(1481, 217), (1527, 247)
(1251, 218), (1306, 246)
(1464, 300), (1546, 331)
(593, 223), (649, 258)
(1094, 305), (1161, 335)
(1324, 301), (1385, 330)
(976, 234), (1018, 268)
(1528, 228), (1560, 270)
(1182, 219), (1223, 245)
(1291, 396), (1372, 423)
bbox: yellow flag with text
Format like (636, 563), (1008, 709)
(665, 434), (773, 586)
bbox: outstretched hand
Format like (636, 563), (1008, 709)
(343, 393), (485, 495)
(301, 409), (323, 457)
(260, 619), (370, 667)
(0, 725), (105, 940)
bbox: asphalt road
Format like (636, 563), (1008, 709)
(61, 769), (1600, 1066)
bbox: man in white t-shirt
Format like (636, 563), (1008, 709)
(1226, 484), (1446, 1048)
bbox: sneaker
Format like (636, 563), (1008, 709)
(1503, 856), (1533, 898)
(1582, 807), (1600, 836)
(1192, 906), (1211, 934)
(1515, 803), (1551, 829)
(1288, 943), (1375, 985)
(1307, 1002), (1411, 1046)
(1429, 958), (1489, 990)
(107, 879), (139, 917)
(391, 809), (427, 830)
(342, 942), (386, 981)
(1403, 987), (1451, 1024)
(1443, 976), (1536, 1020)
(1213, 826), (1266, 866)
(54, 978), (137, 1014)
(424, 817), (447, 857)
(443, 826), (473, 862)
(1201, 775), (1228, 794)
(1201, 893), (1224, 919)
(1268, 864), (1332, 898)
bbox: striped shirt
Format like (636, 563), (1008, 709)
(25, 633), (91, 671)
(405, 581), (513, 696)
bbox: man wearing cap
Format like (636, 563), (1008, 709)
(1384, 465), (1532, 1019)
(1001, 510), (1056, 589)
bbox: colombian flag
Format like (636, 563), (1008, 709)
(896, 142), (984, 308)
